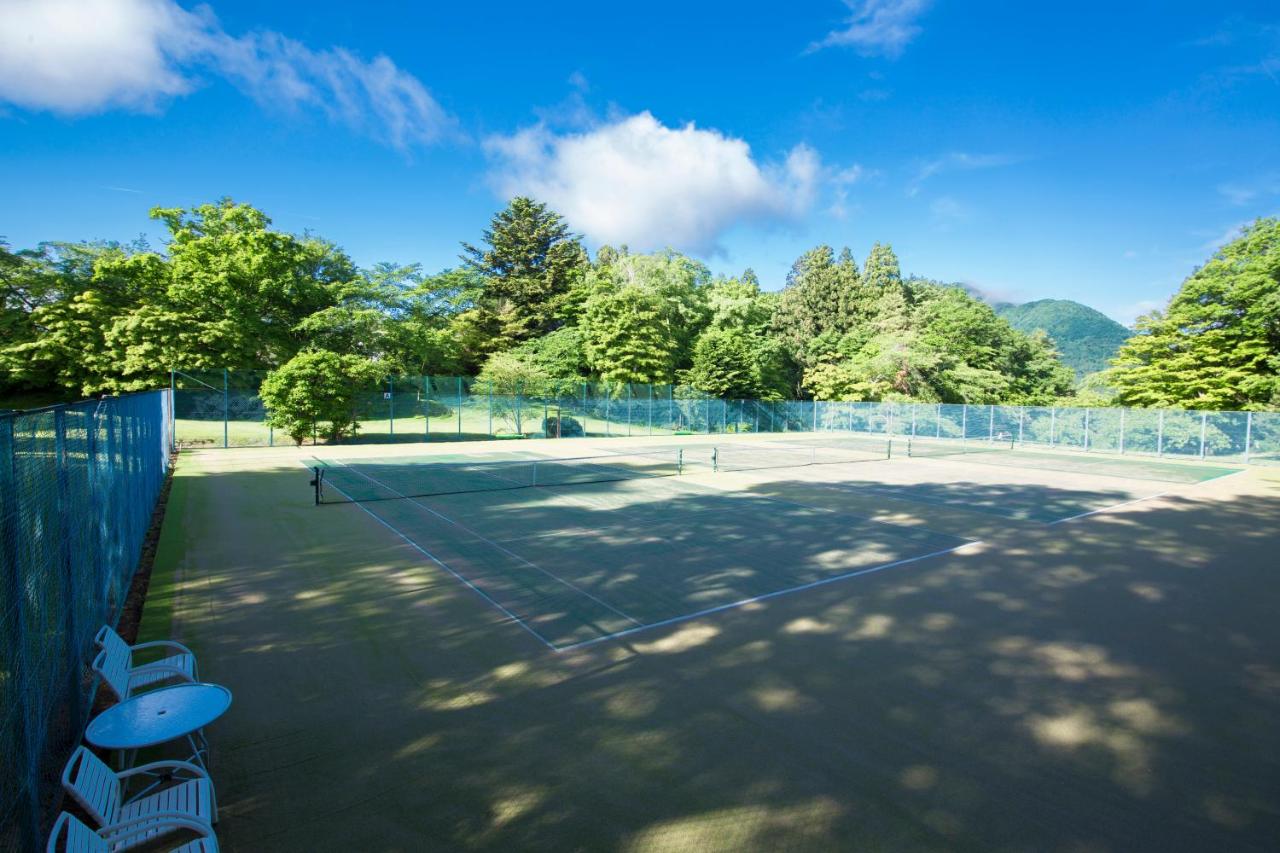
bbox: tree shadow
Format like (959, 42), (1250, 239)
(150, 460), (1280, 852)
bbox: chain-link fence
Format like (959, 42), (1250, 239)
(1, 390), (174, 850)
(172, 370), (1279, 465)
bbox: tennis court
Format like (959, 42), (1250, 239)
(141, 432), (1280, 851)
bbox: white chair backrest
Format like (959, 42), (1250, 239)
(91, 646), (131, 702)
(60, 746), (121, 827)
(96, 626), (132, 662)
(46, 812), (108, 853)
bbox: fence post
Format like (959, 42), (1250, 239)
(911, 406), (917, 438)
(389, 377), (395, 437)
(54, 408), (86, 742)
(1199, 412), (1208, 458)
(222, 368), (229, 449)
(936, 404), (941, 438)
(169, 369), (176, 446)
(457, 377), (463, 437)
(961, 405), (968, 444)
(988, 405), (994, 442)
(1050, 408), (1057, 446)
(1119, 408), (1126, 455)
(1017, 409), (1024, 445)
(487, 381), (493, 437)
(1084, 409), (1091, 451)
(1244, 411), (1253, 463)
(648, 385), (654, 435)
(1157, 410), (1164, 456)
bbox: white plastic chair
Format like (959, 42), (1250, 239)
(46, 810), (218, 853)
(92, 626), (198, 702)
(60, 745), (218, 847)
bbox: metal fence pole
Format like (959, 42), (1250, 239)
(1017, 409), (1024, 445)
(1244, 411), (1253, 463)
(1050, 408), (1057, 447)
(911, 406), (917, 438)
(648, 385), (654, 435)
(222, 368), (229, 448)
(1084, 408), (1091, 451)
(1119, 408), (1126, 455)
(457, 377), (463, 437)
(1157, 410), (1164, 455)
(54, 409), (85, 741)
(487, 381), (493, 437)
(627, 384), (633, 437)
(1199, 412), (1207, 458)
(936, 403), (941, 438)
(389, 377), (395, 437)
(988, 405), (995, 442)
(961, 405), (968, 444)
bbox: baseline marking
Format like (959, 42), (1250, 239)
(300, 462), (557, 651)
(555, 539), (984, 653)
(327, 459), (643, 627)
(1046, 468), (1251, 525)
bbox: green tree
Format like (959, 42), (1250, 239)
(772, 246), (866, 375)
(1108, 218), (1280, 409)
(683, 328), (759, 398)
(460, 197), (588, 342)
(582, 286), (679, 384)
(260, 351), (385, 445)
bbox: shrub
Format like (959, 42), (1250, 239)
(260, 351), (384, 445)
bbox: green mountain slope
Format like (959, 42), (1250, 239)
(995, 299), (1132, 377)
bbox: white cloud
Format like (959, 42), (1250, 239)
(908, 151), (1019, 196)
(827, 165), (868, 219)
(484, 112), (823, 253)
(0, 0), (453, 149)
(929, 196), (969, 221)
(1217, 175), (1280, 207)
(808, 0), (932, 58)
(1113, 299), (1164, 326)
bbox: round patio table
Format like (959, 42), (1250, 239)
(86, 682), (232, 770)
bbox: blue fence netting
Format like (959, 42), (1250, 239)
(172, 370), (1280, 465)
(0, 390), (174, 851)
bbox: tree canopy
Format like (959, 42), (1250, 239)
(14, 194), (1252, 423)
(1106, 218), (1280, 410)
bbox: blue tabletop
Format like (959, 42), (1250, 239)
(86, 683), (232, 750)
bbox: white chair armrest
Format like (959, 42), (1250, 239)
(118, 758), (211, 782)
(128, 663), (196, 683)
(130, 639), (196, 657)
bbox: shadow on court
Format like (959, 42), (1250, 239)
(142, 457), (1280, 852)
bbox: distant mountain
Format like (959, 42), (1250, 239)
(994, 299), (1132, 378)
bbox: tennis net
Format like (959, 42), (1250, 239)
(313, 449), (686, 504)
(907, 436), (1016, 458)
(712, 436), (892, 473)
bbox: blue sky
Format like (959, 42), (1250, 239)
(1, 1), (1278, 323)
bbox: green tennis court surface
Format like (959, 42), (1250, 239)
(143, 436), (1280, 851)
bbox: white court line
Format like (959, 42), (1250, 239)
(301, 462), (558, 651)
(326, 459), (643, 627)
(555, 539), (984, 653)
(1046, 468), (1252, 525)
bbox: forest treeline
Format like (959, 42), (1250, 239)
(2, 197), (1277, 416)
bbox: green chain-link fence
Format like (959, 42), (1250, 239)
(173, 370), (1280, 465)
(1, 390), (174, 850)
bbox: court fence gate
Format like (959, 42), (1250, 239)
(0, 390), (174, 851)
